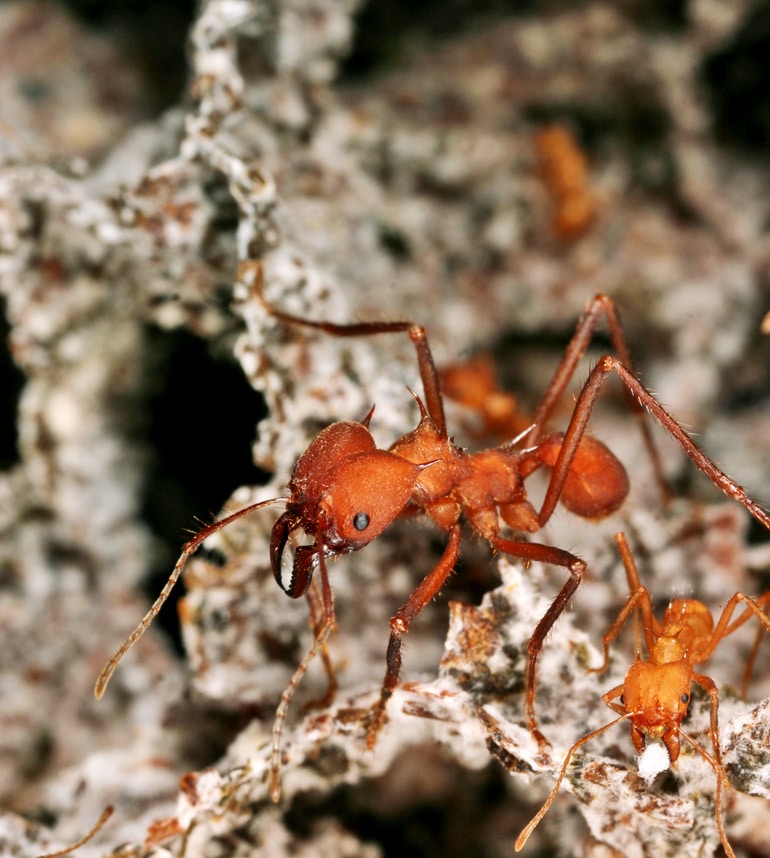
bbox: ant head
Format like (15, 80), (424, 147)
(316, 450), (420, 551)
(271, 423), (420, 598)
(624, 660), (691, 761)
(289, 420), (377, 504)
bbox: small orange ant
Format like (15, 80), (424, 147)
(534, 125), (597, 241)
(95, 262), (770, 801)
(438, 353), (532, 442)
(515, 532), (770, 857)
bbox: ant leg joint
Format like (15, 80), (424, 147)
(597, 354), (617, 372)
(593, 292), (613, 307)
(569, 558), (587, 582)
(390, 616), (409, 635)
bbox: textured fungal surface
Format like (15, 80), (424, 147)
(2, 1), (770, 857)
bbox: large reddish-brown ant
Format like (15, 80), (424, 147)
(515, 532), (770, 857)
(95, 262), (770, 801)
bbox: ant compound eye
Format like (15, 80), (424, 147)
(353, 512), (370, 531)
(681, 693), (689, 704)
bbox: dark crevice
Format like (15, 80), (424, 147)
(0, 295), (25, 471)
(61, 0), (198, 114)
(138, 324), (269, 652)
(283, 752), (509, 858)
(340, 0), (540, 80)
(701, 1), (770, 151)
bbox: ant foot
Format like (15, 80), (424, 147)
(364, 699), (389, 749)
(529, 725), (551, 750)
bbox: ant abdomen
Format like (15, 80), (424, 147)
(533, 433), (630, 519)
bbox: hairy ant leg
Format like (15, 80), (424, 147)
(489, 537), (587, 745)
(526, 293), (669, 501)
(514, 713), (629, 851)
(540, 354), (770, 530)
(741, 607), (770, 698)
(299, 573), (338, 713)
(250, 261), (446, 436)
(365, 524), (462, 746)
(516, 531), (770, 856)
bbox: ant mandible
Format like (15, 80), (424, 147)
(515, 532), (770, 857)
(94, 261), (770, 801)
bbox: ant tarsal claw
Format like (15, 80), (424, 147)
(364, 698), (390, 750)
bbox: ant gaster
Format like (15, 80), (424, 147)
(95, 262), (770, 801)
(515, 532), (770, 857)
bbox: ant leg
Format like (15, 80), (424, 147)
(538, 355), (770, 532)
(489, 537), (587, 746)
(364, 524), (462, 748)
(742, 622), (766, 700)
(693, 673), (725, 772)
(589, 586), (653, 675)
(705, 588), (770, 703)
(300, 576), (338, 712)
(247, 261), (447, 434)
(527, 293), (668, 498)
(679, 719), (735, 858)
(269, 549), (336, 802)
(597, 532), (663, 665)
(601, 683), (629, 718)
(698, 592), (770, 689)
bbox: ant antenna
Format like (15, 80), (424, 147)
(38, 805), (114, 858)
(95, 497), (288, 699)
(515, 714), (631, 852)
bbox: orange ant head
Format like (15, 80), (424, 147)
(271, 420), (421, 597)
(623, 660), (691, 762)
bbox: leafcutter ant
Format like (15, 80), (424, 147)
(515, 532), (770, 857)
(535, 125), (597, 241)
(95, 262), (770, 801)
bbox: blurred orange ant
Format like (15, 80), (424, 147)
(438, 353), (532, 442)
(516, 532), (770, 857)
(37, 806), (114, 858)
(95, 262), (770, 801)
(535, 125), (597, 241)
